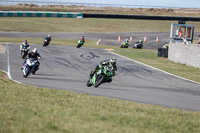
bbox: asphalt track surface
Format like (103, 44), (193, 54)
(1, 42), (200, 111)
(0, 31), (186, 49)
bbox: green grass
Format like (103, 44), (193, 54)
(0, 71), (200, 133)
(1, 16), (200, 132)
(1, 17), (200, 32)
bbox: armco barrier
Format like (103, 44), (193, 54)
(0, 11), (83, 18)
(83, 13), (200, 21)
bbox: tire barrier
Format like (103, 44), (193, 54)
(157, 48), (168, 58)
(83, 13), (200, 21)
(0, 11), (83, 18)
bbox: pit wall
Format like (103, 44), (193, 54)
(168, 42), (200, 69)
(0, 11), (83, 18)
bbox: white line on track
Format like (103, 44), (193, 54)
(7, 43), (11, 80)
(108, 50), (200, 85)
(96, 39), (101, 45)
(6, 44), (22, 84)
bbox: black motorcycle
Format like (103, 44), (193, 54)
(133, 41), (143, 49)
(43, 38), (50, 47)
(21, 46), (29, 59)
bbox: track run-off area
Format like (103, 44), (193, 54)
(0, 41), (200, 111)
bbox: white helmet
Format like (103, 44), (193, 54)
(32, 48), (37, 53)
(48, 35), (51, 37)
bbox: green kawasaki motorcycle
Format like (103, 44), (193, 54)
(87, 66), (114, 88)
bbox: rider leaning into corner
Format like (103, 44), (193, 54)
(77, 36), (85, 45)
(20, 40), (30, 54)
(121, 39), (130, 48)
(44, 35), (51, 44)
(90, 58), (117, 82)
(27, 48), (41, 70)
(80, 36), (85, 44)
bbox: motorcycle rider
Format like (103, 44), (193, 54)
(89, 58), (117, 82)
(20, 40), (30, 54)
(44, 35), (51, 46)
(134, 40), (143, 49)
(77, 36), (85, 48)
(27, 48), (41, 71)
(121, 39), (130, 48)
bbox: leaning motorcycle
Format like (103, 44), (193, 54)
(87, 66), (113, 88)
(22, 58), (37, 78)
(43, 38), (49, 47)
(120, 42), (129, 48)
(133, 42), (143, 49)
(76, 40), (83, 48)
(21, 46), (29, 59)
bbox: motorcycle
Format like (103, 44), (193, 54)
(43, 38), (49, 47)
(133, 41), (143, 49)
(76, 40), (83, 48)
(21, 46), (29, 59)
(87, 66), (113, 88)
(120, 42), (129, 48)
(22, 58), (38, 78)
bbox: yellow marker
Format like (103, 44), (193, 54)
(104, 49), (114, 51)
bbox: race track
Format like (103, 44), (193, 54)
(0, 31), (172, 49)
(1, 43), (200, 111)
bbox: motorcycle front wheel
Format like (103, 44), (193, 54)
(94, 75), (105, 88)
(23, 67), (29, 78)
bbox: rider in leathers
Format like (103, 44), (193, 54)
(20, 40), (30, 54)
(90, 58), (117, 82)
(27, 48), (41, 71)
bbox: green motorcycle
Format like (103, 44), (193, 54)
(76, 40), (84, 48)
(87, 66), (114, 88)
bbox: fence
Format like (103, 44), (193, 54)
(0, 11), (83, 18)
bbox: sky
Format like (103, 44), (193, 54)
(2, 0), (200, 8)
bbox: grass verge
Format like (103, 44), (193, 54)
(1, 17), (200, 32)
(0, 71), (200, 133)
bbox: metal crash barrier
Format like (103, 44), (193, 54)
(0, 11), (83, 18)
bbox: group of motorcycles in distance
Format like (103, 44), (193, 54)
(20, 36), (117, 88)
(120, 39), (143, 49)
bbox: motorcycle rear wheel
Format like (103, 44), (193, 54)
(86, 80), (92, 87)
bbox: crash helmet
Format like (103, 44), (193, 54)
(24, 40), (28, 44)
(126, 39), (128, 42)
(139, 40), (143, 42)
(32, 48), (37, 53)
(110, 58), (116, 66)
(81, 36), (84, 40)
